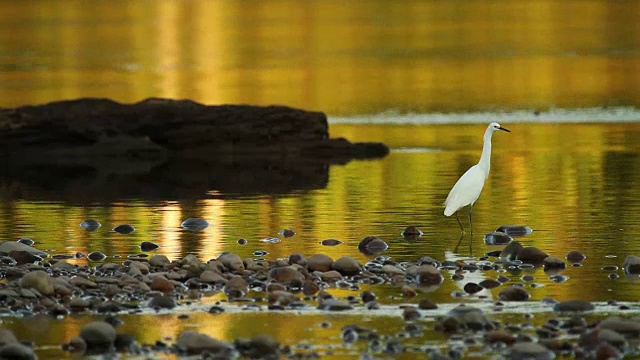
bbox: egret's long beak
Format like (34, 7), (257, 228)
(499, 126), (511, 133)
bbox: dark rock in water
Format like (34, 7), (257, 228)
(235, 334), (280, 360)
(0, 241), (47, 257)
(278, 228), (296, 238)
(602, 265), (619, 271)
(500, 241), (523, 261)
(332, 256), (361, 276)
(148, 295), (177, 309)
(318, 298), (353, 311)
(79, 321), (116, 354)
(623, 255), (640, 275)
(495, 225), (533, 237)
(307, 254), (334, 272)
(87, 251), (107, 262)
(0, 256), (17, 266)
(112, 224), (135, 234)
(447, 305), (492, 330)
(237, 238), (247, 245)
(181, 218), (209, 231)
(17, 238), (35, 246)
(418, 298), (438, 310)
(416, 265), (444, 287)
(599, 317), (640, 337)
(268, 266), (304, 284)
(479, 279), (502, 289)
(0, 343), (37, 360)
(140, 241), (160, 252)
(21, 270), (54, 295)
(176, 330), (234, 356)
(218, 253), (244, 271)
(517, 247), (548, 264)
(52, 254), (74, 260)
(463, 282), (484, 294)
(149, 254), (170, 267)
(485, 250), (503, 257)
(553, 300), (594, 313)
(483, 231), (513, 245)
(320, 239), (343, 246)
(498, 286), (530, 301)
(401, 225), (423, 241)
(403, 307), (421, 321)
(209, 306), (225, 314)
(224, 276), (249, 299)
(509, 342), (554, 360)
(114, 333), (137, 352)
(0, 329), (17, 346)
(485, 330), (516, 345)
(267, 291), (298, 308)
(8, 250), (42, 265)
(543, 256), (566, 270)
(357, 236), (388, 255)
(80, 219), (101, 231)
(288, 253), (306, 266)
(566, 250), (586, 263)
(253, 250), (268, 257)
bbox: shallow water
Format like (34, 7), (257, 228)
(1, 0), (640, 358)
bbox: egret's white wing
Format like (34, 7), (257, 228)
(444, 165), (487, 216)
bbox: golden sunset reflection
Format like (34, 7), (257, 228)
(1, 1), (639, 113)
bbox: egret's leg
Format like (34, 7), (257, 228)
(455, 212), (464, 233)
(468, 206), (474, 235)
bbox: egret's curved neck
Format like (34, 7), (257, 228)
(478, 128), (493, 176)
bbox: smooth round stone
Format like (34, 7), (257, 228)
(176, 331), (232, 355)
(463, 282), (483, 294)
(549, 275), (569, 283)
(602, 265), (619, 271)
(17, 238), (35, 246)
(357, 236), (388, 255)
(140, 241), (159, 252)
(401, 225), (423, 241)
(20, 270), (54, 295)
(80, 219), (102, 231)
(278, 229), (296, 238)
(149, 295), (177, 309)
(495, 225), (533, 237)
(543, 256), (566, 270)
(253, 250), (268, 257)
(307, 254), (334, 272)
(509, 342), (554, 360)
(320, 239), (343, 246)
(500, 241), (523, 261)
(79, 321), (116, 350)
(112, 224), (135, 235)
(237, 239), (248, 245)
(623, 255), (640, 274)
(553, 300), (594, 313)
(403, 307), (421, 321)
(317, 298), (353, 311)
(566, 250), (586, 263)
(0, 343), (37, 360)
(483, 232), (513, 245)
(517, 247), (548, 264)
(181, 218), (209, 232)
(332, 256), (361, 276)
(479, 279), (502, 289)
(87, 252), (107, 262)
(498, 286), (530, 301)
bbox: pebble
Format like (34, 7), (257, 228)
(357, 236), (388, 255)
(79, 321), (116, 353)
(148, 295), (177, 309)
(140, 241), (160, 251)
(112, 224), (135, 234)
(566, 250), (586, 263)
(278, 229), (296, 238)
(87, 251), (107, 262)
(509, 342), (554, 360)
(498, 286), (530, 301)
(307, 254), (334, 272)
(0, 343), (37, 360)
(176, 330), (233, 356)
(623, 255), (640, 274)
(80, 219), (101, 231)
(483, 231), (513, 245)
(320, 239), (343, 246)
(332, 256), (361, 276)
(180, 218), (209, 231)
(495, 225), (533, 236)
(317, 298), (353, 311)
(553, 300), (595, 313)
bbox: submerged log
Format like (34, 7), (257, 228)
(0, 98), (388, 200)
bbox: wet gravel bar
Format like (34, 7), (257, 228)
(1, 221), (640, 359)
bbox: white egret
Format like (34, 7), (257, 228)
(444, 122), (510, 233)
